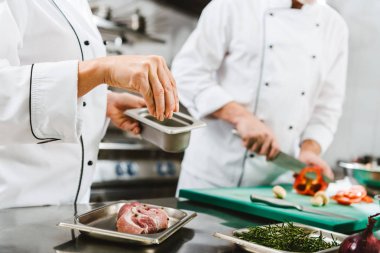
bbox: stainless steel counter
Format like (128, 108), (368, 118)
(0, 198), (271, 253)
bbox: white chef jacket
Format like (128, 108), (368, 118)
(0, 0), (108, 209)
(173, 0), (348, 189)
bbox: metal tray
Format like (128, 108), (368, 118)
(214, 223), (347, 253)
(338, 161), (380, 189)
(58, 201), (197, 245)
(125, 108), (206, 153)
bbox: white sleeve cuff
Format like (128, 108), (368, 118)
(30, 60), (82, 143)
(301, 124), (334, 154)
(190, 85), (233, 119)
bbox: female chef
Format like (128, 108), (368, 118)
(173, 0), (348, 190)
(0, 0), (178, 208)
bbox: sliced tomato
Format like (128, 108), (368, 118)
(362, 195), (373, 203)
(334, 196), (353, 206)
(331, 185), (371, 206)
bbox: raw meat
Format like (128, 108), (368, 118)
(116, 202), (169, 234)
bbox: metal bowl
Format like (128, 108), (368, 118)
(125, 108), (206, 153)
(338, 161), (380, 189)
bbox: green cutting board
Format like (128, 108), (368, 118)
(179, 185), (380, 233)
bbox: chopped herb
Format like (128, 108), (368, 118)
(234, 222), (340, 252)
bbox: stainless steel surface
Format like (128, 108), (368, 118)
(214, 223), (347, 253)
(126, 108), (206, 153)
(91, 5), (166, 44)
(338, 161), (380, 189)
(250, 194), (356, 221)
(0, 197), (276, 253)
(58, 201), (197, 245)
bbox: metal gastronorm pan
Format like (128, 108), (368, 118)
(214, 223), (347, 253)
(338, 161), (380, 189)
(58, 201), (197, 245)
(125, 108), (206, 153)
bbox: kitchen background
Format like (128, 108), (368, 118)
(88, 0), (380, 202)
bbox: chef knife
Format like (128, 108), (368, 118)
(231, 129), (331, 182)
(250, 194), (356, 220)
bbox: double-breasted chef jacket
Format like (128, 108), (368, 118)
(172, 0), (348, 189)
(0, 0), (108, 209)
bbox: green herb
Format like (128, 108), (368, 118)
(234, 222), (340, 252)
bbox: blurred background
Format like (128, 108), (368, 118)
(88, 0), (380, 202)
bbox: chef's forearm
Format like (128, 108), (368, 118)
(212, 102), (251, 126)
(78, 59), (107, 97)
(300, 139), (321, 155)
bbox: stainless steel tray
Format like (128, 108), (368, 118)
(214, 223), (347, 253)
(58, 201), (197, 245)
(125, 108), (206, 153)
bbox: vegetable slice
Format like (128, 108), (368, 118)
(331, 185), (373, 205)
(293, 167), (328, 196)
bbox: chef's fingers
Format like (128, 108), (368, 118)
(321, 163), (335, 181)
(129, 94), (146, 108)
(149, 65), (165, 121)
(251, 140), (263, 153)
(131, 125), (141, 135)
(163, 62), (179, 112)
(267, 141), (280, 161)
(258, 137), (272, 156)
(157, 60), (176, 118)
(138, 72), (156, 117)
(244, 138), (255, 150)
(118, 93), (146, 110)
(116, 117), (140, 132)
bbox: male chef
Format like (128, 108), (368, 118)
(173, 0), (348, 190)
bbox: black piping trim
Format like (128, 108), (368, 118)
(50, 0), (85, 209)
(29, 64), (61, 144)
(237, 9), (270, 186)
(51, 0), (84, 60)
(74, 136), (85, 215)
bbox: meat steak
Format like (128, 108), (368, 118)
(116, 202), (169, 234)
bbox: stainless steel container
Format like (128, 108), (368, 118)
(125, 108), (206, 153)
(338, 161), (380, 189)
(58, 201), (197, 245)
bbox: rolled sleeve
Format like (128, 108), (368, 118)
(301, 124), (334, 154)
(30, 60), (83, 142)
(191, 85), (233, 119)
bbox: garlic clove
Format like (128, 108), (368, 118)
(272, 185), (287, 199)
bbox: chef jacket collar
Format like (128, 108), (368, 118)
(269, 0), (319, 12)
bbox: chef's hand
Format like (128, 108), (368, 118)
(78, 55), (179, 121)
(236, 114), (280, 160)
(213, 102), (280, 160)
(106, 92), (145, 134)
(299, 140), (334, 180)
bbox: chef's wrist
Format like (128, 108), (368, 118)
(300, 139), (321, 155)
(78, 59), (106, 97)
(213, 102), (251, 126)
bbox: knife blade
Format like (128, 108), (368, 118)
(271, 151), (332, 182)
(231, 129), (331, 182)
(250, 194), (356, 220)
(271, 151), (306, 174)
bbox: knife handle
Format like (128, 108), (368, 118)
(250, 194), (300, 210)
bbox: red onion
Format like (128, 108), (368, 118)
(339, 213), (380, 253)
